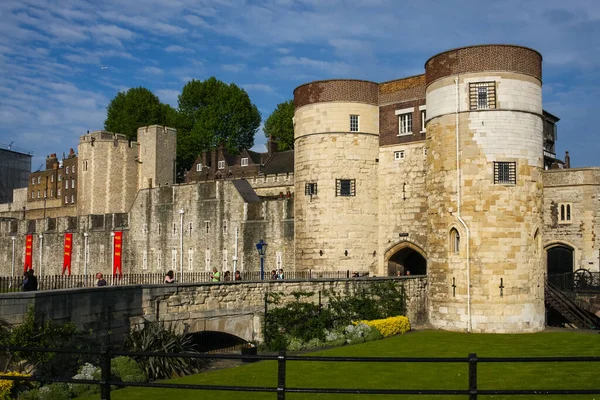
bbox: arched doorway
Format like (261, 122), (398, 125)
(546, 244), (574, 289)
(386, 243), (427, 276)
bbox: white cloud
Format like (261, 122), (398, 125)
(141, 66), (164, 75)
(221, 64), (245, 73)
(165, 45), (191, 53)
(156, 89), (179, 107)
(242, 84), (275, 93)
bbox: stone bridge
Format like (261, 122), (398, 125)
(0, 277), (427, 343)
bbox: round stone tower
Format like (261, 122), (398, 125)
(425, 45), (545, 333)
(293, 80), (379, 272)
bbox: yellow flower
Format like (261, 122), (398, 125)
(0, 371), (30, 400)
(359, 316), (411, 337)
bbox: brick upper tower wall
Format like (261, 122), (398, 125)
(294, 80), (379, 109)
(425, 45), (542, 85)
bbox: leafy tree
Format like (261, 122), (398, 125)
(264, 100), (295, 151)
(104, 87), (171, 140)
(176, 77), (261, 175)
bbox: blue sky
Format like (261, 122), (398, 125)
(0, 0), (599, 171)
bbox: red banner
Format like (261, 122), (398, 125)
(62, 233), (73, 276)
(24, 235), (33, 272)
(113, 231), (123, 276)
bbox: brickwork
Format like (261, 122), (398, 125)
(425, 45), (542, 85)
(294, 80), (379, 109)
(379, 100), (426, 146)
(379, 75), (426, 105)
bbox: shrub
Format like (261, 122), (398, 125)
(0, 371), (30, 400)
(124, 321), (204, 380)
(21, 383), (71, 400)
(69, 363), (101, 398)
(111, 356), (146, 383)
(360, 316), (411, 337)
(344, 323), (373, 345)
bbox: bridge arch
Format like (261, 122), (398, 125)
(384, 241), (427, 276)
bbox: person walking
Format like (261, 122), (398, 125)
(234, 270), (242, 281)
(96, 273), (107, 287)
(24, 269), (38, 291)
(210, 267), (221, 282)
(164, 270), (175, 283)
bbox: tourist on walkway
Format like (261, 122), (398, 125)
(24, 269), (38, 291)
(96, 273), (107, 287)
(223, 271), (231, 281)
(234, 270), (242, 281)
(164, 270), (175, 284)
(277, 269), (284, 280)
(270, 270), (277, 280)
(210, 267), (221, 282)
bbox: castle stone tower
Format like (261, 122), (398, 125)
(137, 125), (177, 189)
(78, 132), (140, 215)
(425, 45), (545, 332)
(293, 80), (379, 271)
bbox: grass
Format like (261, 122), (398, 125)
(80, 330), (600, 400)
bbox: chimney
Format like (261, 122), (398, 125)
(564, 151), (570, 169)
(268, 137), (278, 155)
(69, 148), (75, 158)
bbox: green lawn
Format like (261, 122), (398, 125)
(81, 330), (600, 400)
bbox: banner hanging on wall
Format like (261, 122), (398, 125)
(113, 231), (123, 276)
(62, 233), (73, 276)
(24, 235), (33, 272)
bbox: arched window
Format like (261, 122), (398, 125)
(450, 228), (460, 254)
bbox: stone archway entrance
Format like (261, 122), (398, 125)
(546, 244), (574, 289)
(385, 242), (427, 276)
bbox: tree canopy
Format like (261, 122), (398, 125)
(264, 100), (295, 151)
(104, 87), (171, 140)
(176, 77), (261, 175)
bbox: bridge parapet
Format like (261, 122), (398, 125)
(0, 277), (427, 343)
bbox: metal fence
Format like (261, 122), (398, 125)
(0, 270), (371, 293)
(0, 347), (599, 399)
(548, 271), (600, 292)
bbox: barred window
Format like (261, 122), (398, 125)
(218, 160), (225, 169)
(469, 82), (496, 110)
(305, 182), (317, 196)
(494, 162), (516, 184)
(336, 179), (355, 197)
(241, 158), (248, 167)
(349, 115), (359, 132)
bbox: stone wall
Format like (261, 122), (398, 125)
(542, 168), (600, 272)
(0, 277), (427, 343)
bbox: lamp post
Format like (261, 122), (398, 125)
(255, 239), (267, 280)
(38, 234), (44, 278)
(83, 232), (89, 285)
(179, 209), (184, 283)
(10, 236), (16, 287)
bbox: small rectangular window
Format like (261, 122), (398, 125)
(156, 250), (162, 270)
(142, 250), (148, 270)
(558, 203), (573, 224)
(43, 189), (47, 198)
(37, 190), (40, 198)
(276, 251), (283, 269)
(421, 109), (426, 132)
(241, 158), (248, 167)
(493, 162), (516, 185)
(196, 163), (202, 172)
(172, 223), (177, 236)
(71, 194), (74, 203)
(51, 175), (54, 183)
(188, 249), (194, 271)
(58, 175), (62, 182)
(83, 161), (88, 172)
(222, 249), (228, 271)
(218, 160), (225, 169)
(31, 191), (34, 199)
(349, 115), (359, 132)
(37, 176), (41, 184)
(66, 166), (69, 174)
(58, 188), (61, 197)
(423, 147), (427, 157)
(71, 179), (75, 188)
(469, 82), (496, 110)
(142, 224), (148, 235)
(205, 249), (211, 271)
(188, 222), (193, 237)
(305, 182), (317, 196)
(64, 196), (68, 204)
(157, 223), (162, 236)
(72, 165), (75, 175)
(50, 188), (54, 197)
(32, 178), (35, 185)
(394, 151), (405, 160)
(398, 113), (412, 135)
(223, 220), (228, 234)
(65, 181), (69, 190)
(205, 221), (210, 233)
(336, 179), (356, 197)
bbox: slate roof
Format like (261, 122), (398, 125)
(232, 179), (261, 203)
(262, 150), (294, 175)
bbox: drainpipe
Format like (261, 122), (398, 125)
(11, 236), (16, 285)
(232, 227), (239, 273)
(38, 234), (44, 278)
(83, 232), (89, 285)
(179, 209), (185, 283)
(454, 76), (472, 333)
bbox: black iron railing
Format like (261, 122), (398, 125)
(548, 270), (600, 293)
(0, 270), (372, 293)
(0, 347), (599, 399)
